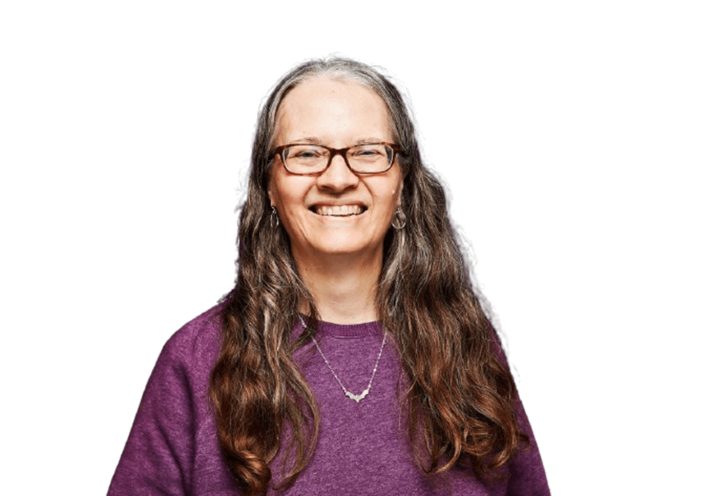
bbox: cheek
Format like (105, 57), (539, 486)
(270, 175), (312, 223)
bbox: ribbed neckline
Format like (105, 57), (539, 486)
(298, 316), (382, 339)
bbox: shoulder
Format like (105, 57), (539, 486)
(159, 304), (225, 374)
(143, 303), (226, 407)
(109, 304), (234, 494)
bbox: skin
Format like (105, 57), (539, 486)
(268, 76), (404, 324)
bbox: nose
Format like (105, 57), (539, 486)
(316, 153), (360, 193)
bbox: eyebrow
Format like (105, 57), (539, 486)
(285, 137), (389, 146)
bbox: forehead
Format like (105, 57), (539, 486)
(275, 76), (391, 145)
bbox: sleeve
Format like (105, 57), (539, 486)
(108, 339), (199, 495)
(506, 398), (551, 495)
(491, 331), (551, 495)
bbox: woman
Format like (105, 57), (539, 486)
(109, 58), (550, 495)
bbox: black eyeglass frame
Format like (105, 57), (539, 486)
(274, 142), (401, 176)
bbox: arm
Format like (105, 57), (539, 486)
(491, 331), (551, 495)
(108, 309), (237, 495)
(108, 339), (197, 495)
(507, 397), (551, 495)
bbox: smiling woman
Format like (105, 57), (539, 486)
(108, 58), (550, 496)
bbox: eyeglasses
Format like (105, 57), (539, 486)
(275, 142), (400, 175)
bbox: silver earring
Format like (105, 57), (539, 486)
(270, 206), (279, 228)
(392, 207), (406, 230)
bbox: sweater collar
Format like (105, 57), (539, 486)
(296, 316), (383, 339)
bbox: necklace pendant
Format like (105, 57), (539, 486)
(345, 388), (369, 403)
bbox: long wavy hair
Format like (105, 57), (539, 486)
(211, 57), (526, 495)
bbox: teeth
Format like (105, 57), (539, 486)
(315, 205), (364, 216)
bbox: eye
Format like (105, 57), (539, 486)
(288, 145), (325, 160)
(351, 145), (387, 161)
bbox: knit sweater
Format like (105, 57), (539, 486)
(108, 306), (550, 495)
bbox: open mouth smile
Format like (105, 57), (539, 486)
(311, 205), (367, 217)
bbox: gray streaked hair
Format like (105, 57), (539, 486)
(212, 57), (525, 494)
(250, 57), (421, 197)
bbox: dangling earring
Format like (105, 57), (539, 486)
(392, 207), (406, 230)
(270, 206), (279, 228)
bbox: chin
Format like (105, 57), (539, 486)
(308, 236), (381, 258)
(313, 243), (371, 257)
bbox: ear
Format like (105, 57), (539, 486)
(267, 176), (276, 206)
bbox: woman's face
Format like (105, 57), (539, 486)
(268, 76), (403, 265)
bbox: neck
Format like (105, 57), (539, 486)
(294, 249), (382, 325)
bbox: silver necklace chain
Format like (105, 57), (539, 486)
(300, 318), (388, 403)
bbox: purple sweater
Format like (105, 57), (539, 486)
(109, 306), (549, 495)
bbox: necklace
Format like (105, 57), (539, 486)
(300, 317), (388, 403)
